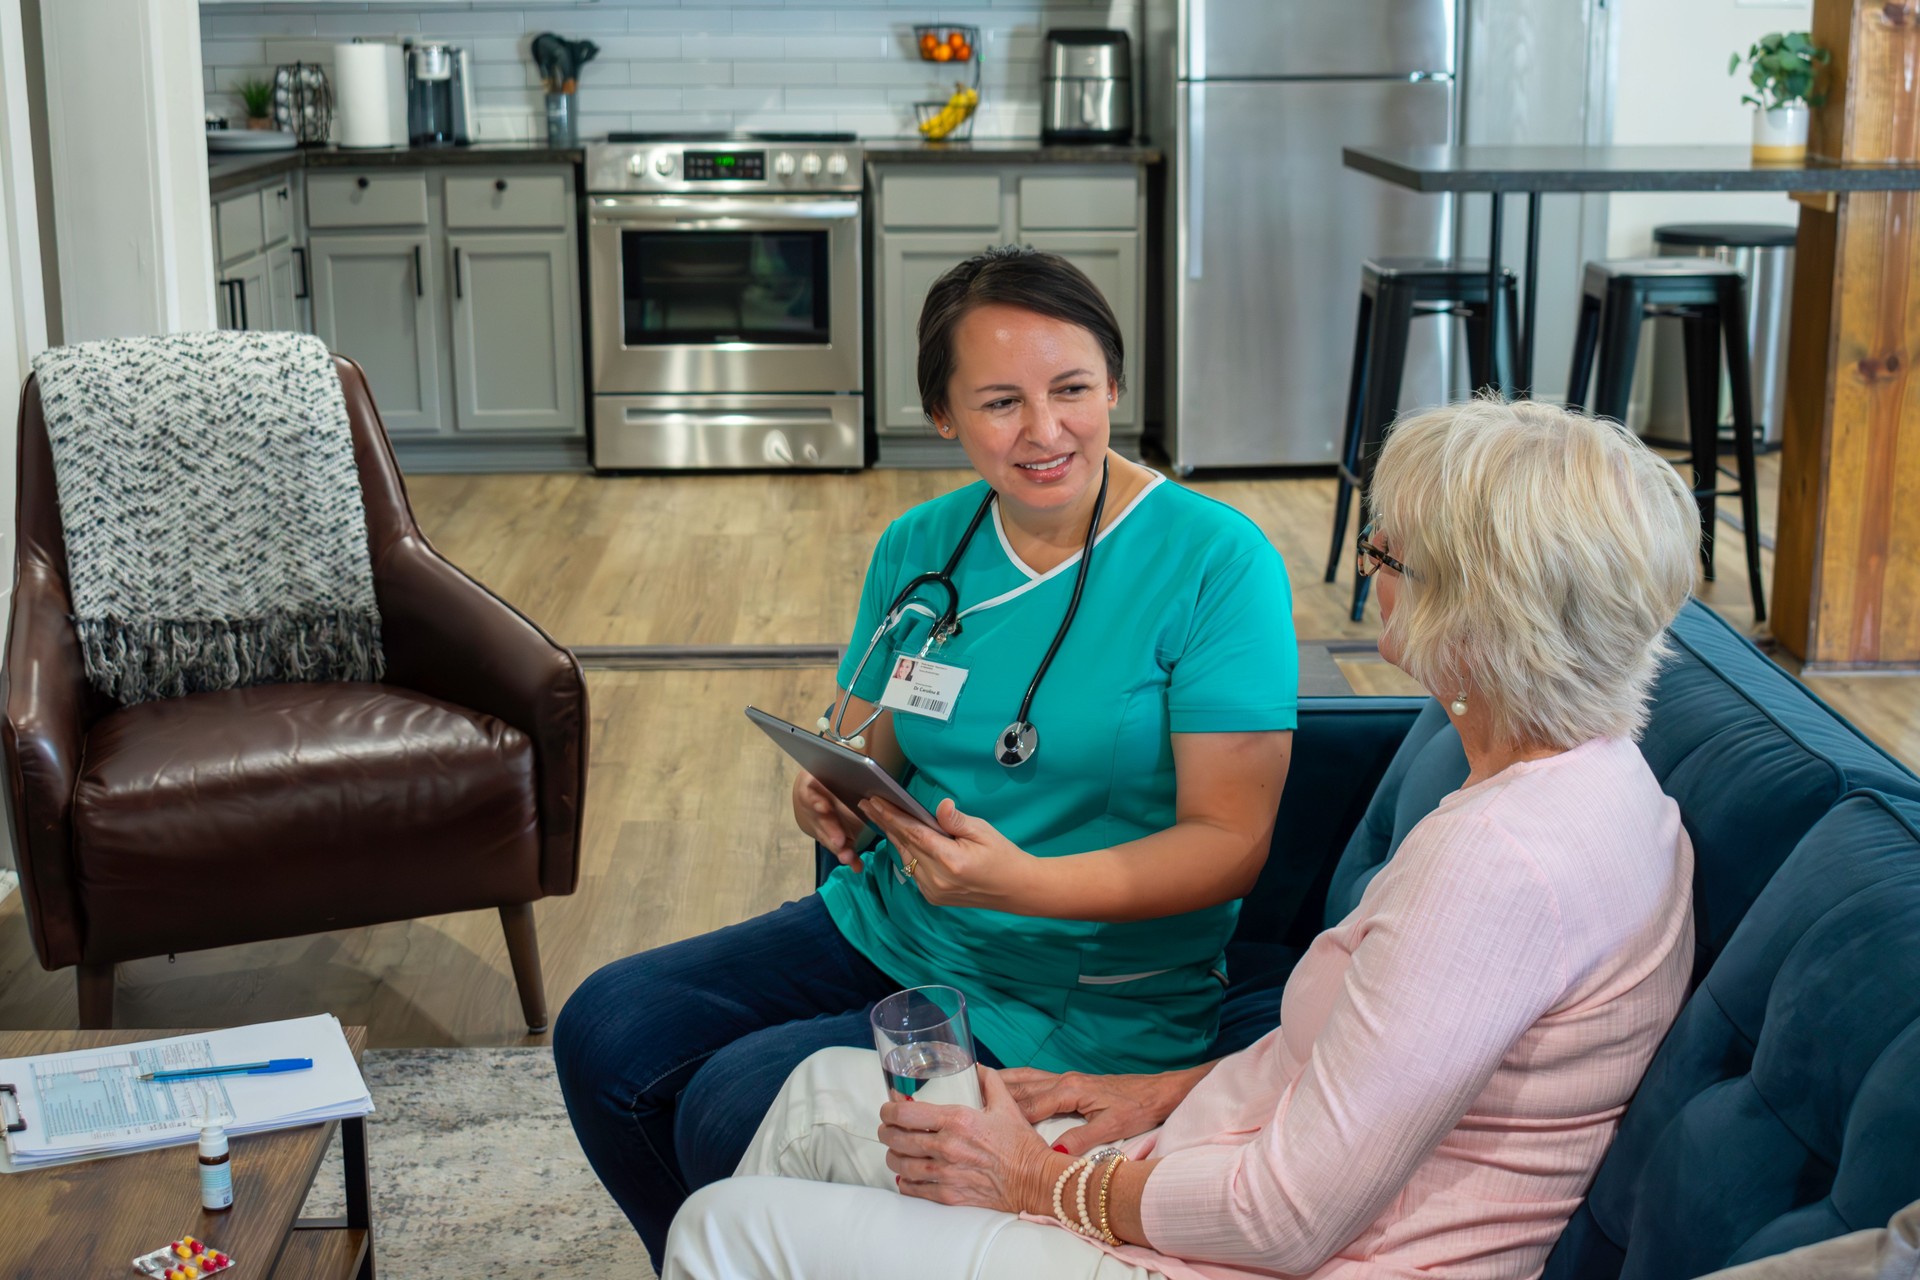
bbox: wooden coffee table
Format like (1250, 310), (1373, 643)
(0, 1027), (374, 1278)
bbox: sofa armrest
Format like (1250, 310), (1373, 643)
(1237, 695), (1429, 949)
(374, 534), (589, 898)
(1, 558), (94, 969)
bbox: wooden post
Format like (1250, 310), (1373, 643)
(1773, 0), (1920, 668)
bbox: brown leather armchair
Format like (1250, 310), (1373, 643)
(2, 355), (588, 1030)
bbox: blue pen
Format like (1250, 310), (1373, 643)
(138, 1058), (314, 1083)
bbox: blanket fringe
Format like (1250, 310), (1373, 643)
(76, 612), (386, 705)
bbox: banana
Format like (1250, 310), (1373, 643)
(919, 84), (981, 140)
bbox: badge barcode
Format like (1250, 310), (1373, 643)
(908, 694), (949, 715)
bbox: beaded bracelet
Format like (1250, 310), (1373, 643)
(1050, 1155), (1101, 1239)
(1097, 1151), (1130, 1247)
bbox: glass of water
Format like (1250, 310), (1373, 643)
(870, 985), (984, 1109)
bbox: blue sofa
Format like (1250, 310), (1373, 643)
(814, 600), (1920, 1275)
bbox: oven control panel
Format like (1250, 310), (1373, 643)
(684, 150), (765, 181)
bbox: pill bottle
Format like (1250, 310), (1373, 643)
(198, 1125), (234, 1211)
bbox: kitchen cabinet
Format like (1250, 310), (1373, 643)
(213, 174), (308, 334)
(304, 165), (585, 470)
(869, 162), (1149, 467)
(447, 234), (578, 433)
(307, 232), (443, 437)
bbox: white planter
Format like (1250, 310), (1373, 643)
(1752, 103), (1810, 162)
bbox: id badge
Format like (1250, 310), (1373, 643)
(879, 652), (968, 721)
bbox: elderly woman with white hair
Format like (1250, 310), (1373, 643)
(662, 399), (1704, 1280)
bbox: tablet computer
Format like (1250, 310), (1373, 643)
(745, 705), (940, 829)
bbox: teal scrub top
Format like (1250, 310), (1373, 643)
(818, 474), (1299, 1074)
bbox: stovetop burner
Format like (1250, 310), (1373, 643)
(604, 131), (858, 144)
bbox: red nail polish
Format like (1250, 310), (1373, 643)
(1052, 1144), (1069, 1153)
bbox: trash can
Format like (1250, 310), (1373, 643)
(1643, 222), (1796, 451)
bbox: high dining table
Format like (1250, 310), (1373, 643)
(1341, 144), (1920, 398)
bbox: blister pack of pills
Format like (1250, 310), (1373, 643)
(131, 1236), (234, 1278)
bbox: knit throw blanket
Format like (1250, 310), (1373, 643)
(31, 331), (384, 705)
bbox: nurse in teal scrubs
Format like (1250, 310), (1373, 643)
(555, 246), (1298, 1270)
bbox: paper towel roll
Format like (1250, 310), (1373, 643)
(334, 42), (404, 149)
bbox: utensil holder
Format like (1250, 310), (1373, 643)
(545, 92), (576, 147)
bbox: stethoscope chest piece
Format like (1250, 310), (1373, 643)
(995, 720), (1038, 767)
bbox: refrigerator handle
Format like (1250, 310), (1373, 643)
(1187, 86), (1204, 280)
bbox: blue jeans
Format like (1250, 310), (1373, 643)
(554, 895), (1002, 1269)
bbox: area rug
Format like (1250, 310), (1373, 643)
(0, 869), (15, 907)
(302, 1047), (656, 1279)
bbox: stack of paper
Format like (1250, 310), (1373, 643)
(0, 1014), (374, 1172)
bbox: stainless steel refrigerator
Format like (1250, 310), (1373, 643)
(1148, 0), (1460, 470)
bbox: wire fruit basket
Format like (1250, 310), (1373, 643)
(913, 25), (978, 64)
(916, 88), (979, 141)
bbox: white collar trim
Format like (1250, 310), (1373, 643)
(968, 471), (1165, 619)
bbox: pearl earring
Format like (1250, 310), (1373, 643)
(1450, 691), (1469, 717)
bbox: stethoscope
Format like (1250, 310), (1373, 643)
(818, 458), (1111, 768)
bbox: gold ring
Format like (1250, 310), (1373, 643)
(902, 857), (919, 879)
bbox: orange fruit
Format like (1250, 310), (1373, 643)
(948, 30), (966, 48)
(932, 43), (953, 61)
(955, 41), (972, 61)
(919, 32), (937, 55)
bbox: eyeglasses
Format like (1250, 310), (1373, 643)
(1355, 524), (1409, 580)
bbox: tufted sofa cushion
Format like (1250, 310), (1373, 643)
(1543, 790), (1920, 1278)
(1323, 601), (1920, 985)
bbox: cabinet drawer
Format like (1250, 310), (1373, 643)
(261, 181), (294, 245)
(307, 173), (430, 228)
(1018, 176), (1139, 230)
(215, 191), (263, 264)
(881, 173), (1000, 229)
(445, 174), (569, 229)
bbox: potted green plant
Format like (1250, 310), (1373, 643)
(1729, 32), (1829, 162)
(234, 77), (275, 131)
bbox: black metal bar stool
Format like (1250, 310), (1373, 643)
(1325, 256), (1520, 622)
(1566, 257), (1766, 621)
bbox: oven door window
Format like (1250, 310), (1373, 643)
(621, 229), (831, 346)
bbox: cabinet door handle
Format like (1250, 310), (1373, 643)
(236, 278), (249, 329)
(356, 176), (370, 189)
(220, 280), (236, 328)
(293, 246), (309, 300)
(453, 246), (463, 299)
(494, 178), (507, 192)
(413, 244), (423, 297)
(277, 188), (289, 201)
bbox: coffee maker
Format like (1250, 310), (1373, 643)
(406, 42), (474, 145)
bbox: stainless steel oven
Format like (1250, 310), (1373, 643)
(586, 133), (865, 470)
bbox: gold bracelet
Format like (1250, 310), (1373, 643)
(1097, 1151), (1129, 1247)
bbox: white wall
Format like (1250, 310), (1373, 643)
(42, 0), (217, 342)
(1606, 0), (1810, 256)
(0, 0), (43, 876)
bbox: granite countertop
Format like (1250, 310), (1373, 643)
(208, 142), (586, 196)
(862, 138), (1161, 165)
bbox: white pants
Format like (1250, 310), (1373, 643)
(660, 1046), (1163, 1280)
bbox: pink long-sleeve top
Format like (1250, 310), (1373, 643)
(1093, 735), (1696, 1279)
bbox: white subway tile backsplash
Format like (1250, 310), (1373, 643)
(200, 1), (1140, 141)
(732, 61), (839, 85)
(418, 11), (526, 36)
(782, 34), (890, 59)
(577, 86), (689, 112)
(681, 86), (783, 111)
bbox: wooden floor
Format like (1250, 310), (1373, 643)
(2, 455), (1916, 1042)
